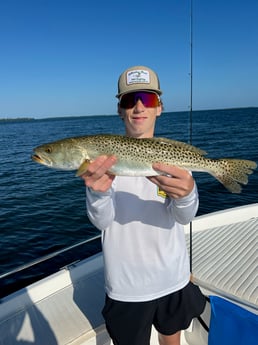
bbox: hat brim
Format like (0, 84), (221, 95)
(116, 88), (162, 98)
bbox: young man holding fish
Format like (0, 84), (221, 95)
(82, 66), (206, 345)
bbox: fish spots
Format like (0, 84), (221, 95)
(32, 134), (257, 193)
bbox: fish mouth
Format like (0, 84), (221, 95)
(31, 154), (51, 166)
(32, 154), (44, 164)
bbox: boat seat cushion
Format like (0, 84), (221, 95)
(208, 296), (258, 345)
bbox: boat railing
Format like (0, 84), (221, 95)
(0, 234), (102, 280)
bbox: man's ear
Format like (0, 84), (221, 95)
(117, 103), (124, 119)
(156, 104), (162, 117)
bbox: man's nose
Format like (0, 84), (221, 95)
(134, 98), (145, 110)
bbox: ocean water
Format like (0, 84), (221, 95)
(0, 107), (257, 297)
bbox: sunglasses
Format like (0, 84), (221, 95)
(119, 92), (160, 109)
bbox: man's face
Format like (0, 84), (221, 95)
(118, 92), (162, 138)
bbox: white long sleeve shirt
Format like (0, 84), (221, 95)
(86, 176), (198, 302)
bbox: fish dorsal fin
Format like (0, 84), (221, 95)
(152, 137), (207, 155)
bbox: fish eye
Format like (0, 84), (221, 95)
(45, 147), (52, 154)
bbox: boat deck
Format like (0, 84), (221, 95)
(0, 204), (257, 345)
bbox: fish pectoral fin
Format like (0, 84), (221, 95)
(76, 160), (91, 177)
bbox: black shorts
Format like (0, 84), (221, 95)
(102, 281), (206, 345)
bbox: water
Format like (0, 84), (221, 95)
(0, 108), (257, 297)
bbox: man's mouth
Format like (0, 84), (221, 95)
(132, 116), (147, 121)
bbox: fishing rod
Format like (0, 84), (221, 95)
(189, 0), (193, 273)
(189, 0), (193, 146)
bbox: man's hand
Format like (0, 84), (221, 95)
(148, 163), (195, 199)
(81, 155), (117, 193)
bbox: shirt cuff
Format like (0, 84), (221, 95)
(173, 182), (198, 206)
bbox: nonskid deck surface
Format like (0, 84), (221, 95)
(185, 205), (258, 310)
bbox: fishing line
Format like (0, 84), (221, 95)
(189, 0), (193, 146)
(189, 0), (193, 273)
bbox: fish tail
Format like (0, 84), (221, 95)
(211, 158), (257, 193)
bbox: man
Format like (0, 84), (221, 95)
(82, 66), (205, 345)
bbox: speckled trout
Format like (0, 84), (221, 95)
(32, 134), (257, 193)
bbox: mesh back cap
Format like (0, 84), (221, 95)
(116, 65), (162, 98)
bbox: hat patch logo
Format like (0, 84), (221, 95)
(126, 70), (150, 85)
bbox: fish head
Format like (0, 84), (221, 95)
(32, 138), (87, 171)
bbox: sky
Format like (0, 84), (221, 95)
(0, 0), (257, 118)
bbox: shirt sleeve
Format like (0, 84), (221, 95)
(168, 182), (199, 225)
(86, 187), (115, 231)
